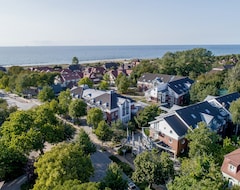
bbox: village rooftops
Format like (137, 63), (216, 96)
(138, 73), (184, 83)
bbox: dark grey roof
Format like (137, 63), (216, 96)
(175, 101), (224, 129)
(68, 64), (81, 71)
(92, 91), (118, 110)
(70, 86), (84, 98)
(51, 84), (63, 94)
(215, 92), (240, 110)
(104, 62), (119, 70)
(168, 77), (194, 95)
(164, 115), (189, 136)
(138, 73), (184, 83)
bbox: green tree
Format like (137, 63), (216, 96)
(78, 77), (93, 88)
(229, 98), (240, 135)
(7, 66), (24, 75)
(167, 155), (226, 190)
(58, 89), (72, 115)
(72, 56), (79, 64)
(75, 129), (96, 155)
(0, 141), (27, 180)
(101, 162), (127, 190)
(86, 108), (104, 129)
(186, 122), (221, 159)
(99, 80), (109, 90)
(0, 105), (75, 155)
(53, 180), (100, 190)
(132, 150), (174, 188)
(69, 99), (87, 120)
(0, 110), (40, 154)
(38, 86), (55, 102)
(116, 74), (130, 94)
(103, 73), (110, 83)
(134, 105), (161, 128)
(95, 120), (112, 141)
(33, 143), (94, 190)
(226, 63), (240, 92)
(0, 75), (9, 89)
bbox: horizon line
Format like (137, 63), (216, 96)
(1, 43), (240, 48)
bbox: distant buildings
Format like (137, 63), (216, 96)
(138, 73), (194, 106)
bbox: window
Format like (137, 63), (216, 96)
(181, 139), (185, 144)
(229, 164), (236, 172)
(169, 138), (172, 143)
(170, 130), (173, 134)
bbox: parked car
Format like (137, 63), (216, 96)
(128, 182), (136, 190)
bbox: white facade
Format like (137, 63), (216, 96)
(150, 118), (182, 141)
(118, 98), (131, 123)
(222, 171), (240, 187)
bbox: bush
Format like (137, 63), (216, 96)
(109, 155), (133, 177)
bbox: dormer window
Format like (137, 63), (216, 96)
(229, 164), (236, 173)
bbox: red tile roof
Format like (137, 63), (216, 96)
(221, 148), (240, 181)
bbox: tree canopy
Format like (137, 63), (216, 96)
(86, 108), (104, 129)
(134, 105), (161, 128)
(38, 86), (55, 102)
(78, 77), (93, 88)
(33, 143), (94, 190)
(0, 104), (75, 155)
(95, 120), (112, 141)
(0, 141), (27, 180)
(101, 162), (127, 190)
(132, 150), (174, 188)
(75, 128), (96, 155)
(69, 99), (87, 120)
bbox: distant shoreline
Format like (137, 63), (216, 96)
(3, 58), (132, 68)
(1, 45), (240, 68)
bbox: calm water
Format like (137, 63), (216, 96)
(0, 45), (239, 67)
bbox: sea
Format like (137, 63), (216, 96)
(0, 45), (239, 67)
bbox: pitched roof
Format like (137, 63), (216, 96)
(215, 92), (240, 110)
(164, 115), (189, 136)
(168, 77), (194, 95)
(175, 101), (225, 130)
(138, 73), (184, 83)
(70, 86), (87, 98)
(221, 148), (240, 181)
(104, 62), (119, 70)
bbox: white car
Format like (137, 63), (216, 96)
(128, 182), (136, 190)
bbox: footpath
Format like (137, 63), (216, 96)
(56, 115), (135, 170)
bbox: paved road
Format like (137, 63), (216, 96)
(90, 150), (112, 182)
(0, 90), (39, 110)
(1, 175), (27, 190)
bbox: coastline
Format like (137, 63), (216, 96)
(3, 58), (134, 68)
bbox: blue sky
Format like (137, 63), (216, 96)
(0, 0), (240, 46)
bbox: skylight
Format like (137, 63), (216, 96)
(191, 114), (197, 119)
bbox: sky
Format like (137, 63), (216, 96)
(0, 0), (240, 46)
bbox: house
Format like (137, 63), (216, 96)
(137, 73), (184, 91)
(104, 62), (119, 70)
(149, 92), (239, 156)
(83, 66), (106, 84)
(107, 69), (127, 85)
(68, 64), (82, 72)
(54, 69), (83, 87)
(221, 148), (240, 187)
(71, 87), (134, 123)
(144, 74), (194, 106)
